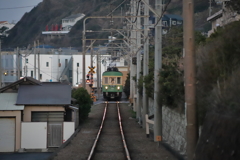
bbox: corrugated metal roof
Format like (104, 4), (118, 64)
(16, 82), (71, 105)
(0, 93), (24, 110)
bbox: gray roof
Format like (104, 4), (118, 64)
(16, 82), (71, 105)
(62, 13), (84, 20)
(0, 93), (24, 110)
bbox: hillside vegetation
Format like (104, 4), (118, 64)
(3, 0), (210, 48)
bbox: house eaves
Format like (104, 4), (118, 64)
(207, 9), (223, 21)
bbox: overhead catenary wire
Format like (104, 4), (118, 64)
(0, 5), (36, 10)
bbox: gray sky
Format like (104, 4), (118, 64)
(0, 0), (42, 23)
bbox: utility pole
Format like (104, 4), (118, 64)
(0, 39), (2, 87)
(153, 0), (163, 142)
(38, 40), (40, 81)
(209, 0), (212, 16)
(82, 29), (86, 89)
(183, 0), (197, 159)
(142, 0), (149, 128)
(34, 41), (36, 79)
(16, 47), (20, 80)
(97, 51), (100, 100)
(130, 0), (137, 112)
(136, 0), (142, 124)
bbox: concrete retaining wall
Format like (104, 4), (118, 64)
(148, 98), (186, 155)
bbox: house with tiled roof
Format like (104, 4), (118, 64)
(0, 77), (78, 152)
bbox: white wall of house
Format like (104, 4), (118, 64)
(63, 122), (75, 143)
(21, 122), (47, 149)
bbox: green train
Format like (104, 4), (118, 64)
(102, 67), (123, 100)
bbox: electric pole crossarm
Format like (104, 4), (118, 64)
(140, 0), (162, 18)
(115, 30), (137, 47)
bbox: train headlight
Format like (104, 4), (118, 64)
(117, 86), (120, 90)
(105, 86), (108, 90)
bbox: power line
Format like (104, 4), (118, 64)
(0, 5), (35, 10)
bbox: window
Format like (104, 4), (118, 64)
(46, 62), (49, 67)
(117, 77), (121, 84)
(77, 63), (79, 67)
(104, 77), (108, 84)
(26, 58), (28, 63)
(110, 77), (115, 84)
(31, 71), (33, 77)
(65, 59), (68, 67)
(11, 71), (14, 76)
(40, 74), (42, 80)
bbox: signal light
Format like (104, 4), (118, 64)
(4, 72), (7, 76)
(86, 79), (90, 83)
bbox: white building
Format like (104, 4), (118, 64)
(21, 48), (115, 87)
(1, 46), (128, 88)
(0, 21), (15, 37)
(42, 13), (85, 35)
(62, 13), (85, 31)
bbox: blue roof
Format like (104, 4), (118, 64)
(37, 45), (55, 49)
(165, 14), (183, 21)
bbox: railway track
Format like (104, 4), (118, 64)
(87, 101), (131, 160)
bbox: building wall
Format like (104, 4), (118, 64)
(0, 111), (21, 151)
(148, 98), (187, 155)
(23, 54), (72, 82)
(23, 106), (65, 122)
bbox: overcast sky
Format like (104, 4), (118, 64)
(0, 0), (42, 23)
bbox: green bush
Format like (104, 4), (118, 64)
(123, 72), (130, 99)
(72, 87), (92, 123)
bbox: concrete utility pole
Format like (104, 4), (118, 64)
(38, 40), (40, 81)
(183, 0), (197, 159)
(142, 0), (149, 128)
(130, 0), (137, 112)
(0, 40), (2, 87)
(153, 0), (163, 142)
(34, 41), (36, 79)
(16, 47), (20, 80)
(82, 29), (86, 89)
(136, 0), (142, 124)
(97, 51), (100, 99)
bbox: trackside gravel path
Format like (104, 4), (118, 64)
(51, 103), (178, 160)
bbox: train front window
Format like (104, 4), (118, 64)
(110, 77), (115, 84)
(104, 77), (108, 84)
(117, 77), (121, 84)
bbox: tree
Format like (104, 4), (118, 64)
(72, 87), (92, 123)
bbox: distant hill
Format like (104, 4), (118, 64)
(2, 0), (211, 49)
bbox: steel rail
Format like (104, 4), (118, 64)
(117, 102), (131, 160)
(87, 102), (108, 160)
